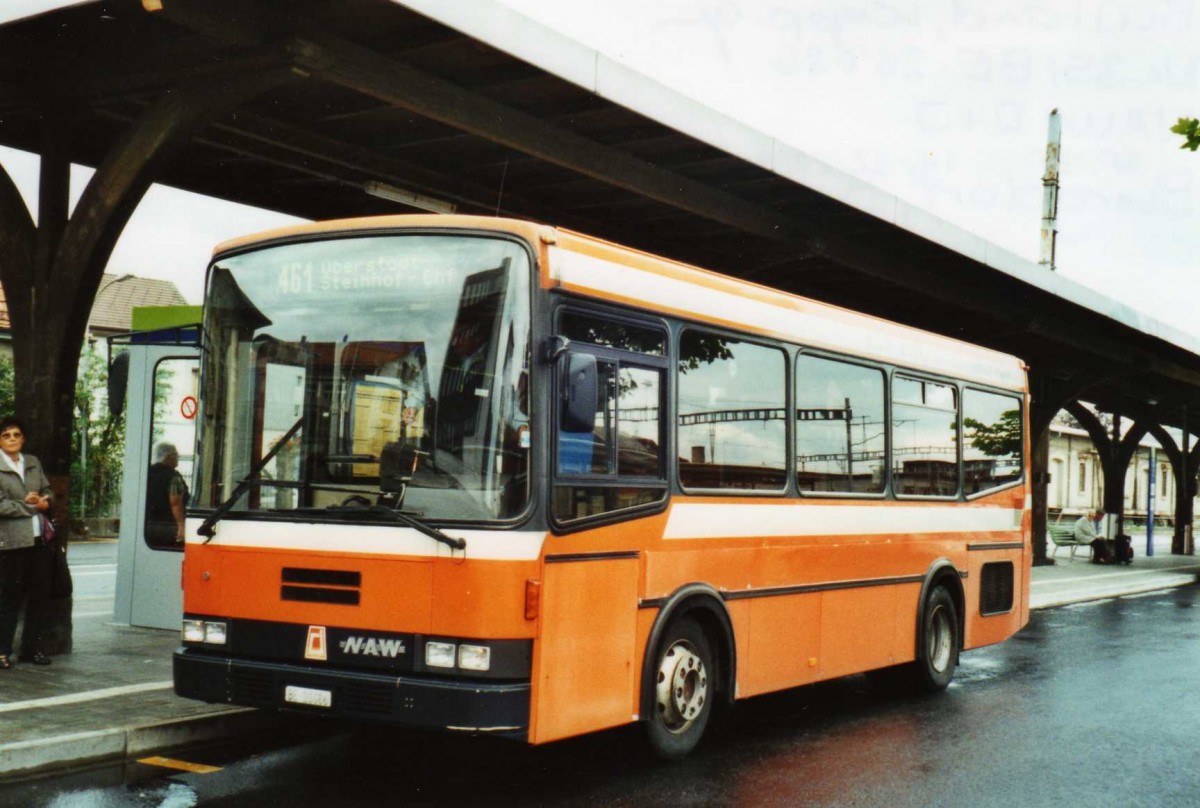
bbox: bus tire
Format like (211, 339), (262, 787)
(644, 616), (713, 760)
(913, 584), (959, 693)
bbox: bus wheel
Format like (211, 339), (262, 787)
(915, 585), (959, 692)
(645, 617), (713, 760)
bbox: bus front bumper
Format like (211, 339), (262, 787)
(174, 648), (530, 740)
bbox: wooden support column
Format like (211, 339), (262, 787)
(1029, 370), (1101, 565)
(1063, 400), (1126, 555)
(1146, 422), (1193, 555)
(1182, 408), (1197, 554)
(0, 68), (288, 654)
(28, 121), (75, 654)
(1030, 425), (1051, 566)
(1182, 434), (1200, 555)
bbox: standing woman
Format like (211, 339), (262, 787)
(0, 416), (52, 667)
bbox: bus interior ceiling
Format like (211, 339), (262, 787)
(2, 0), (1200, 429)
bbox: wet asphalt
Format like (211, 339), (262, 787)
(7, 585), (1200, 807)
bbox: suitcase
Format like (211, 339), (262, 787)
(1114, 534), (1134, 564)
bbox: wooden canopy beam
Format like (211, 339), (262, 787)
(284, 33), (798, 243)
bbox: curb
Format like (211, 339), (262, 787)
(1031, 571), (1200, 610)
(0, 707), (287, 780)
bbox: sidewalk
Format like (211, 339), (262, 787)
(1, 541), (1198, 782)
(0, 607), (296, 781)
(1030, 536), (1200, 609)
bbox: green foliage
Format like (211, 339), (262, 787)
(963, 409), (1022, 458)
(678, 333), (735, 373)
(70, 343), (126, 518)
(0, 354), (14, 418)
(152, 361), (176, 446)
(1171, 117), (1200, 151)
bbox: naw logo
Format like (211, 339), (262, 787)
(339, 635), (407, 658)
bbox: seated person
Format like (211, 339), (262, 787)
(1073, 508), (1111, 564)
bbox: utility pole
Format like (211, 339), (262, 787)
(844, 397), (853, 488)
(1040, 109), (1061, 270)
(1147, 446), (1156, 557)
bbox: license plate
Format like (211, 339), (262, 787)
(285, 685), (332, 708)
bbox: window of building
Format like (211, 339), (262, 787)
(678, 330), (787, 491)
(795, 354), (886, 494)
(962, 389), (1022, 496)
(1078, 460), (1087, 493)
(892, 376), (958, 497)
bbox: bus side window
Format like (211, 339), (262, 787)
(677, 330), (787, 491)
(552, 326), (667, 523)
(892, 376), (959, 497)
(962, 389), (1023, 495)
(796, 355), (886, 494)
(557, 357), (612, 476)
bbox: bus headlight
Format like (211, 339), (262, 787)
(204, 621), (228, 645)
(457, 644), (491, 671)
(183, 619), (205, 643)
(425, 641), (456, 668)
(183, 619), (227, 645)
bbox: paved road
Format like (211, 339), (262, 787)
(66, 540), (117, 618)
(9, 583), (1200, 807)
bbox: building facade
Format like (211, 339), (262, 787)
(1048, 422), (1190, 527)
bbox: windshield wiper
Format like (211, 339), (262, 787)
(197, 414), (307, 541)
(326, 503), (467, 551)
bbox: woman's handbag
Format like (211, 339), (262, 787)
(49, 537), (72, 600)
(39, 513), (55, 544)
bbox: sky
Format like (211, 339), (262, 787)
(1, 1), (1197, 333)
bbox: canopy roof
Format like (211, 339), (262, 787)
(2, 0), (1197, 420)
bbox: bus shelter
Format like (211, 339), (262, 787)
(0, 0), (1198, 577)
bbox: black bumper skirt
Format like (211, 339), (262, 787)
(174, 648), (530, 740)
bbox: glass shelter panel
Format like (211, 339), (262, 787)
(145, 357), (198, 550)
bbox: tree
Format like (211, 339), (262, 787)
(1171, 118), (1200, 151)
(70, 344), (125, 519)
(0, 355), (14, 417)
(964, 409), (1022, 458)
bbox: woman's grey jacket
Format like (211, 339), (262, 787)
(0, 454), (51, 551)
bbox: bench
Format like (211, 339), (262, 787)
(1048, 523), (1092, 562)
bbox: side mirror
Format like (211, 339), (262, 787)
(561, 352), (597, 433)
(107, 351), (130, 418)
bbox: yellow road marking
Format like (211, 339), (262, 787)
(136, 755), (223, 774)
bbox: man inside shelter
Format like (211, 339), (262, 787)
(146, 442), (189, 548)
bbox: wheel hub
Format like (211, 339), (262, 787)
(655, 640), (708, 733)
(928, 604), (953, 673)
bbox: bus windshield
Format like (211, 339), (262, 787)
(195, 233), (532, 523)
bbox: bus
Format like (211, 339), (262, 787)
(174, 215), (1029, 758)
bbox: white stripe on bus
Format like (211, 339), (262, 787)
(664, 502), (1024, 540)
(186, 520), (547, 560)
(550, 246), (1026, 390)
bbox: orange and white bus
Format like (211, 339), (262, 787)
(175, 215), (1029, 758)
